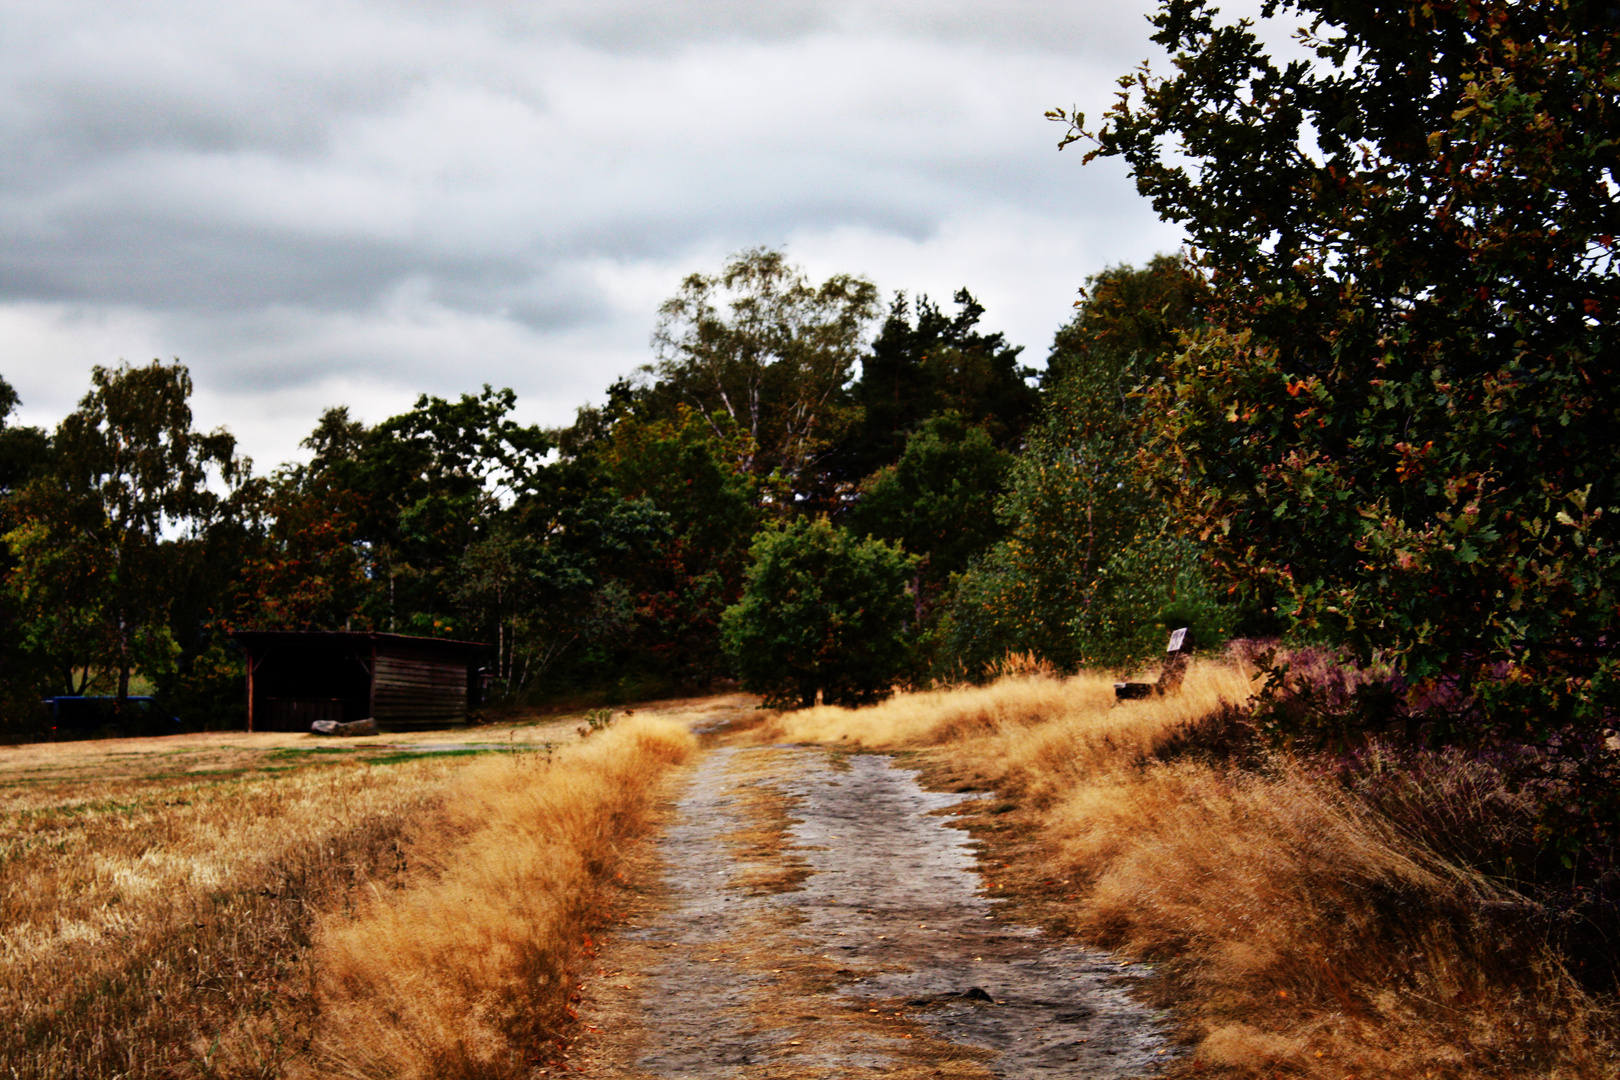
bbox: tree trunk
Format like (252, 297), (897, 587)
(116, 611), (132, 712)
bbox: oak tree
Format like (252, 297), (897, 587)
(1056, 0), (1620, 734)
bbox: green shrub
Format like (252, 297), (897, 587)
(721, 518), (916, 708)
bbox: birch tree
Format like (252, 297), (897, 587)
(649, 249), (879, 501)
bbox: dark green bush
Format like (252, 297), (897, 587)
(721, 518), (916, 708)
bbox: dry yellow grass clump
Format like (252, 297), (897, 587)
(303, 715), (696, 1080)
(760, 663), (1614, 1079)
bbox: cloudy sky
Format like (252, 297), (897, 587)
(2, 0), (1211, 471)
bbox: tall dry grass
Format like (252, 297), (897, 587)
(301, 715), (696, 1080)
(760, 663), (1616, 1078)
(0, 754), (460, 1078)
(0, 711), (698, 1080)
(760, 664), (1252, 804)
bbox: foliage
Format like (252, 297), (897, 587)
(0, 376), (50, 496)
(7, 362), (241, 703)
(1071, 528), (1233, 664)
(844, 415), (1014, 675)
(4, 488), (123, 697)
(722, 518), (917, 708)
(647, 248), (880, 504)
(451, 527), (547, 695)
(227, 409), (373, 634)
(346, 387), (552, 636)
(232, 391), (681, 704)
(500, 494), (670, 696)
(360, 386), (550, 533)
(0, 377), (58, 721)
(0, 250), (1228, 718)
(837, 290), (1037, 482)
(1042, 255), (1209, 391)
(846, 413), (1011, 600)
(233, 475), (371, 633)
(938, 540), (1057, 680)
(154, 631), (247, 730)
(1055, 0), (1620, 739)
(586, 407), (763, 685)
(440, 481), (670, 702)
(229, 390), (555, 647)
(944, 258), (1229, 675)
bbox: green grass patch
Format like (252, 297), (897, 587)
(362, 747), (511, 766)
(266, 747), (362, 759)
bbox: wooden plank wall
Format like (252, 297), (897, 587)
(373, 649), (468, 727)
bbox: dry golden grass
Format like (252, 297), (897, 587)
(0, 746), (460, 1078)
(757, 662), (1617, 1079)
(300, 715), (697, 1080)
(0, 702), (715, 1079)
(759, 663), (1251, 804)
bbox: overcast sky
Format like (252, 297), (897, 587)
(2, 0), (1206, 471)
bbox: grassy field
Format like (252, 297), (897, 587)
(757, 663), (1616, 1079)
(0, 697), (737, 1080)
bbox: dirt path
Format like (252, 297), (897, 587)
(564, 740), (1175, 1079)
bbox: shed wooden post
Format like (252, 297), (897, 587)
(245, 649), (255, 733)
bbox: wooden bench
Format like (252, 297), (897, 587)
(1114, 628), (1190, 701)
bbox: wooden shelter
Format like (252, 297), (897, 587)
(231, 631), (484, 732)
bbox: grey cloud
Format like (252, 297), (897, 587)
(6, 12), (413, 166)
(482, 0), (834, 50)
(459, 0), (1161, 57)
(1, 0), (1186, 468)
(0, 218), (456, 312)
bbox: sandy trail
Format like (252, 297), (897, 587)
(566, 741), (1174, 1079)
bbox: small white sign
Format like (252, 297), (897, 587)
(1166, 627), (1188, 653)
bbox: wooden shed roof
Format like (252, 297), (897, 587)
(231, 631), (485, 653)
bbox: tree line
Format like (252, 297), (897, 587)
(0, 246), (1239, 726)
(1, 0), (1613, 773)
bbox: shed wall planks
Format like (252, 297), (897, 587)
(373, 649), (467, 728)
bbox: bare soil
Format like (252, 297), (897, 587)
(562, 729), (1176, 1078)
